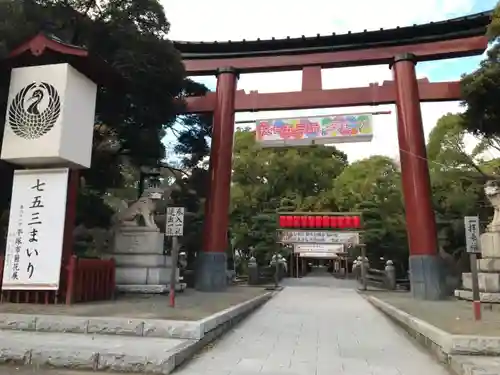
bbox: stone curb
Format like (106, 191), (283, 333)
(0, 292), (274, 374)
(0, 337), (186, 374)
(196, 292), (273, 338)
(365, 295), (452, 362)
(366, 295), (500, 357)
(449, 355), (500, 375)
(0, 292), (273, 340)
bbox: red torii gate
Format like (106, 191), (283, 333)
(176, 11), (491, 299)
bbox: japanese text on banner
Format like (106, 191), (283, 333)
(25, 178), (45, 279)
(2, 168), (69, 291)
(10, 204), (25, 281)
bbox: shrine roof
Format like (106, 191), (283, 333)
(2, 33), (120, 88)
(173, 11), (491, 59)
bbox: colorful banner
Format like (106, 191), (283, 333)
(255, 114), (373, 146)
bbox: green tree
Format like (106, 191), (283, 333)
(169, 109), (213, 268)
(230, 129), (348, 263)
(332, 155), (408, 268)
(427, 113), (492, 268)
(0, 0), (210, 251)
(460, 1), (500, 138)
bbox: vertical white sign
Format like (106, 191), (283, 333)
(166, 207), (185, 236)
(2, 168), (69, 290)
(464, 216), (481, 254)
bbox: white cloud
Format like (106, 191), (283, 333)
(162, 0), (479, 162)
(164, 0), (474, 41)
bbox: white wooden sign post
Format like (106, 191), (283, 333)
(464, 216), (481, 321)
(0, 62), (98, 296)
(2, 169), (69, 290)
(165, 207), (185, 307)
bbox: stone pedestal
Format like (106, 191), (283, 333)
(455, 231), (500, 303)
(107, 227), (183, 294)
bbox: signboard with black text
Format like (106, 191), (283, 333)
(2, 168), (69, 290)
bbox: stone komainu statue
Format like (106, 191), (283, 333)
(112, 187), (165, 229)
(111, 178), (188, 230)
(485, 180), (500, 231)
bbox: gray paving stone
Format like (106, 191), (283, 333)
(30, 348), (98, 369)
(0, 329), (186, 373)
(0, 314), (36, 331)
(35, 315), (88, 334)
(86, 317), (144, 336)
(175, 276), (450, 375)
(450, 354), (500, 375)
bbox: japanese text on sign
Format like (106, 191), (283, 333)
(278, 230), (359, 244)
(10, 204), (24, 281)
(26, 178), (45, 279)
(166, 207), (184, 236)
(294, 244), (343, 254)
(2, 168), (69, 290)
(464, 216), (481, 253)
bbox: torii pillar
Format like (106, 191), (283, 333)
(197, 67), (238, 291)
(392, 53), (443, 300)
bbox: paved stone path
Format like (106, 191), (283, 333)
(175, 275), (449, 375)
(0, 273), (450, 375)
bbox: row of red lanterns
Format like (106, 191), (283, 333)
(279, 215), (361, 229)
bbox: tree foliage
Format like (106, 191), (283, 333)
(427, 114), (492, 262)
(0, 0), (212, 250)
(333, 156), (407, 267)
(460, 2), (500, 138)
(0, 1), (497, 278)
(227, 115), (498, 275)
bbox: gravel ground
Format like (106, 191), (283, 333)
(365, 290), (500, 336)
(0, 286), (267, 321)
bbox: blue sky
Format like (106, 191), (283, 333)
(424, 0), (495, 81)
(161, 0), (497, 162)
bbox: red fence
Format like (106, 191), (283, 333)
(0, 255), (115, 304)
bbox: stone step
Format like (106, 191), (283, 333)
(0, 292), (272, 340)
(454, 289), (500, 303)
(115, 266), (179, 286)
(0, 313), (202, 340)
(450, 355), (500, 375)
(0, 328), (192, 374)
(112, 254), (175, 267)
(0, 293), (273, 374)
(116, 283), (186, 294)
(462, 272), (500, 293)
(478, 258), (500, 272)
